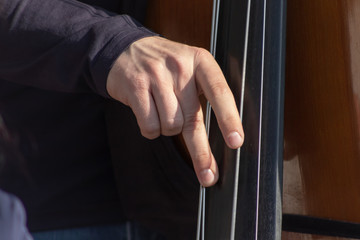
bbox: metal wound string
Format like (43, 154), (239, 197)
(254, 1), (267, 239)
(196, 0), (221, 239)
(229, 0), (252, 239)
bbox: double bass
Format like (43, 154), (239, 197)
(146, 0), (285, 239)
(108, 0), (360, 239)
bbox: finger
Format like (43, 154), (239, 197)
(151, 75), (184, 136)
(128, 87), (161, 139)
(177, 79), (218, 187)
(194, 49), (244, 149)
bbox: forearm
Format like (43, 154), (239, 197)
(0, 0), (155, 97)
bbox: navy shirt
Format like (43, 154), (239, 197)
(0, 0), (154, 231)
(0, 189), (33, 240)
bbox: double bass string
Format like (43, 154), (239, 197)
(196, 0), (220, 239)
(196, 184), (204, 240)
(229, 0), (252, 239)
(254, 0), (267, 239)
(196, 0), (253, 238)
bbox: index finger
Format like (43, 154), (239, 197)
(178, 84), (219, 187)
(194, 49), (244, 149)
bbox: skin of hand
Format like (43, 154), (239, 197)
(107, 36), (244, 187)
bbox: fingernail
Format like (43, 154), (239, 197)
(200, 169), (215, 186)
(227, 131), (243, 148)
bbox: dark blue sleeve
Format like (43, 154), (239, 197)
(0, 190), (33, 240)
(0, 0), (156, 98)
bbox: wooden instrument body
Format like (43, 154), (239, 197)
(283, 0), (360, 239)
(110, 0), (360, 239)
(284, 0), (360, 229)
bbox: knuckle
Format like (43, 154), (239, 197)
(148, 60), (165, 78)
(208, 80), (230, 98)
(161, 117), (183, 136)
(195, 47), (213, 62)
(193, 150), (211, 164)
(178, 66), (193, 83)
(168, 55), (191, 77)
(131, 76), (149, 93)
(140, 123), (160, 139)
(182, 113), (204, 133)
(148, 62), (172, 89)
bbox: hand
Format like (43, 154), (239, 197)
(107, 36), (244, 187)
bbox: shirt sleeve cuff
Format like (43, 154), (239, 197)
(90, 15), (158, 99)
